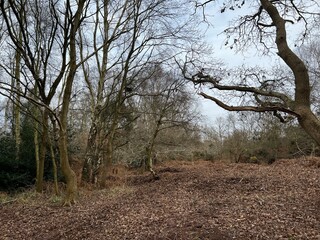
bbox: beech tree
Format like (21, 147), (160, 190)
(184, 1), (320, 145)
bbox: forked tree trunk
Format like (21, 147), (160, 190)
(58, 72), (78, 204)
(57, 0), (86, 205)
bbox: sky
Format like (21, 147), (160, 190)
(197, 3), (263, 124)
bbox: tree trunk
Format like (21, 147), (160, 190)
(13, 6), (23, 163)
(260, 0), (320, 146)
(145, 145), (159, 180)
(98, 127), (115, 188)
(144, 118), (161, 179)
(49, 138), (59, 196)
(82, 112), (102, 184)
(297, 108), (320, 146)
(4, 100), (10, 132)
(82, 122), (97, 183)
(58, 130), (77, 205)
(13, 83), (21, 163)
(34, 116), (40, 189)
(57, 71), (78, 204)
(82, 0), (110, 186)
(49, 116), (59, 196)
(57, 0), (86, 205)
(32, 86), (41, 192)
(36, 109), (49, 192)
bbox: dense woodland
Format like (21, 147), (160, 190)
(0, 0), (319, 207)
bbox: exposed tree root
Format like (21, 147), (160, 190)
(149, 168), (160, 180)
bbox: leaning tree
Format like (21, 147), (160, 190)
(183, 0), (320, 146)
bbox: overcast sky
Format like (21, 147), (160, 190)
(197, 4), (262, 124)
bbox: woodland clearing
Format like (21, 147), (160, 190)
(1, 158), (320, 240)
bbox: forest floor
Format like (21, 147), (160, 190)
(1, 158), (320, 240)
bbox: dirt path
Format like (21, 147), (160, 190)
(1, 159), (320, 239)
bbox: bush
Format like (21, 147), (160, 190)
(0, 135), (35, 192)
(0, 114), (42, 192)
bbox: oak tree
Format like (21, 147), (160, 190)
(185, 0), (320, 145)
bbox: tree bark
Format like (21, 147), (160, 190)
(82, 122), (97, 184)
(12, 0), (24, 163)
(82, 114), (102, 184)
(260, 0), (320, 145)
(297, 109), (320, 146)
(34, 115), (40, 190)
(81, 0), (109, 185)
(98, 121), (116, 188)
(13, 52), (21, 163)
(49, 115), (59, 196)
(145, 119), (161, 179)
(36, 109), (49, 192)
(58, 0), (86, 205)
(190, 1), (320, 147)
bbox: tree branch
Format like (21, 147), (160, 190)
(199, 92), (299, 117)
(191, 73), (293, 107)
(260, 0), (310, 107)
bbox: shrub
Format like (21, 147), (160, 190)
(0, 135), (35, 192)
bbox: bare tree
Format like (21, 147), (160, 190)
(183, 0), (320, 146)
(0, 0), (56, 192)
(136, 65), (199, 177)
(80, 0), (200, 186)
(0, 0), (89, 204)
